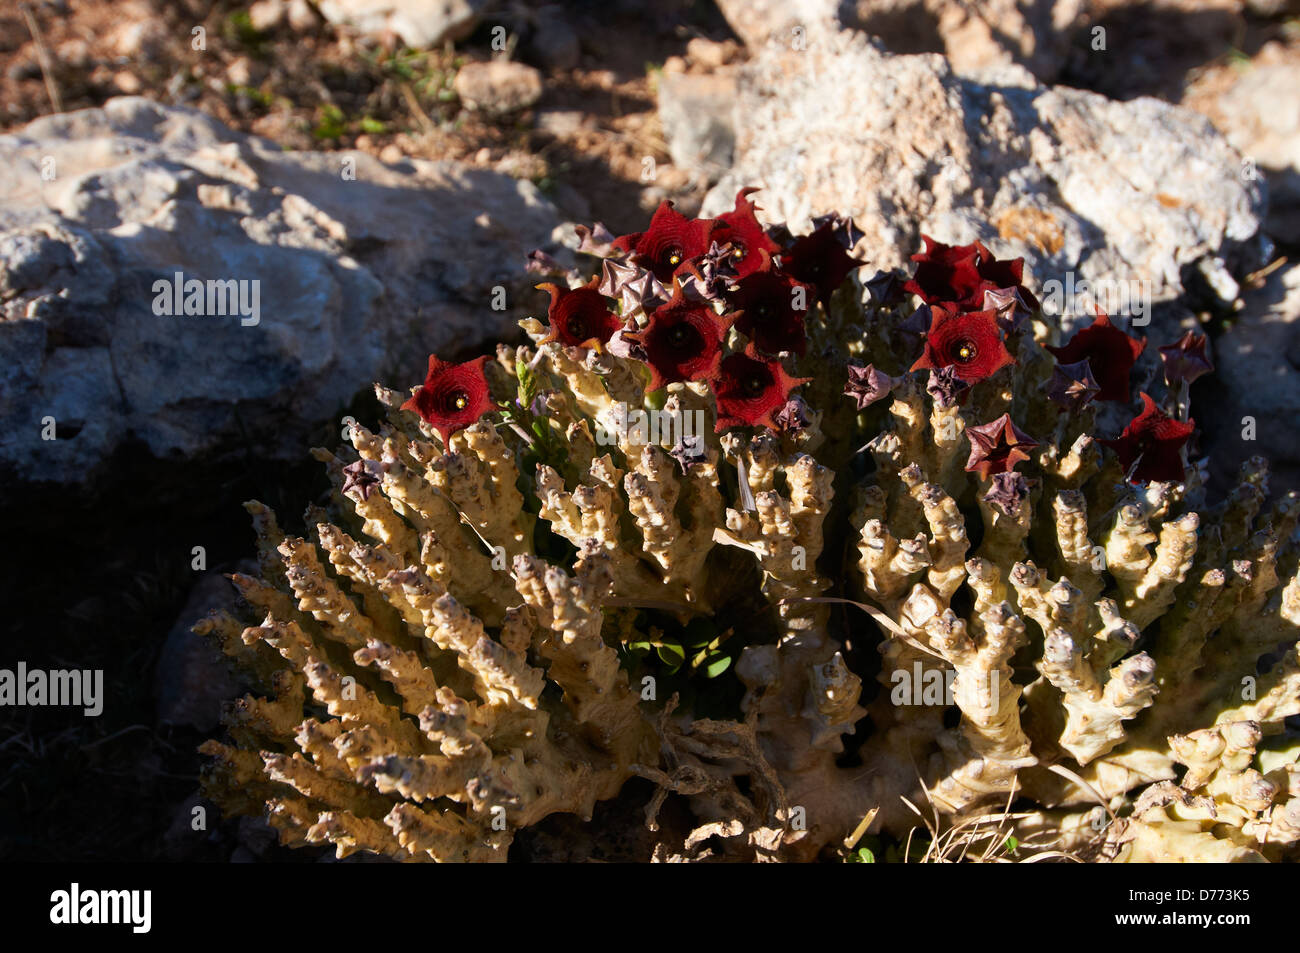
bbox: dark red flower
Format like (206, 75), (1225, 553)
(780, 221), (867, 308)
(965, 414), (1038, 480)
(1046, 359), (1100, 412)
(1045, 309), (1146, 402)
(710, 346), (810, 432)
(904, 236), (1040, 313)
(538, 276), (623, 348)
(711, 188), (781, 279)
(1158, 330), (1214, 385)
(611, 200), (718, 284)
(1102, 393), (1195, 483)
(844, 363), (898, 410)
(904, 236), (983, 305)
(910, 304), (1014, 382)
(402, 354), (495, 445)
(727, 269), (812, 356)
(625, 286), (730, 392)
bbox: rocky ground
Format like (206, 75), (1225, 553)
(2, 0), (1299, 861)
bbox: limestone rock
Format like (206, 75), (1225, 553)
(716, 0), (1087, 82)
(711, 0), (839, 49)
(1185, 46), (1300, 244)
(316, 0), (487, 47)
(656, 70), (739, 184)
(704, 28), (1267, 334)
(454, 60), (544, 113)
(0, 98), (565, 491)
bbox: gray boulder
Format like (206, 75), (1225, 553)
(0, 98), (566, 492)
(702, 27), (1268, 335)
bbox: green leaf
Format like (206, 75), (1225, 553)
(656, 643), (685, 666)
(1003, 835), (1018, 854)
(703, 654), (731, 678)
(854, 847), (875, 863)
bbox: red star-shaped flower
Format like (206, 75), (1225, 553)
(910, 304), (1014, 382)
(538, 276), (623, 348)
(711, 188), (781, 279)
(611, 200), (718, 284)
(726, 269), (812, 356)
(779, 221), (867, 308)
(903, 236), (983, 305)
(401, 354), (495, 445)
(625, 285), (730, 392)
(965, 413), (1038, 480)
(1158, 330), (1214, 386)
(710, 346), (811, 432)
(1102, 392), (1195, 483)
(1045, 310), (1146, 402)
(903, 236), (1040, 313)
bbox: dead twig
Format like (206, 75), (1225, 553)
(19, 2), (63, 114)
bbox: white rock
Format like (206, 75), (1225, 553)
(703, 28), (1267, 331)
(0, 98), (566, 488)
(316, 0), (487, 48)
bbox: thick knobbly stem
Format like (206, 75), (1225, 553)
(200, 207), (1300, 864)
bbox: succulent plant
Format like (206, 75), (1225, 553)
(198, 193), (1300, 862)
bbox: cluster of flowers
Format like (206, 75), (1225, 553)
(403, 190), (1216, 488)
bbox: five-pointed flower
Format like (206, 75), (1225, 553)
(402, 354), (496, 445)
(927, 365), (971, 408)
(1102, 392), (1195, 483)
(910, 305), (1014, 382)
(904, 236), (1039, 313)
(341, 459), (382, 501)
(965, 413), (1038, 479)
(612, 200), (718, 284)
(982, 471), (1031, 517)
(711, 188), (781, 278)
(710, 346), (811, 432)
(625, 285), (730, 392)
(844, 363), (899, 410)
(1045, 310), (1146, 402)
(1046, 358), (1101, 412)
(779, 220), (867, 308)
(1158, 330), (1214, 386)
(538, 276), (623, 348)
(727, 269), (812, 355)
